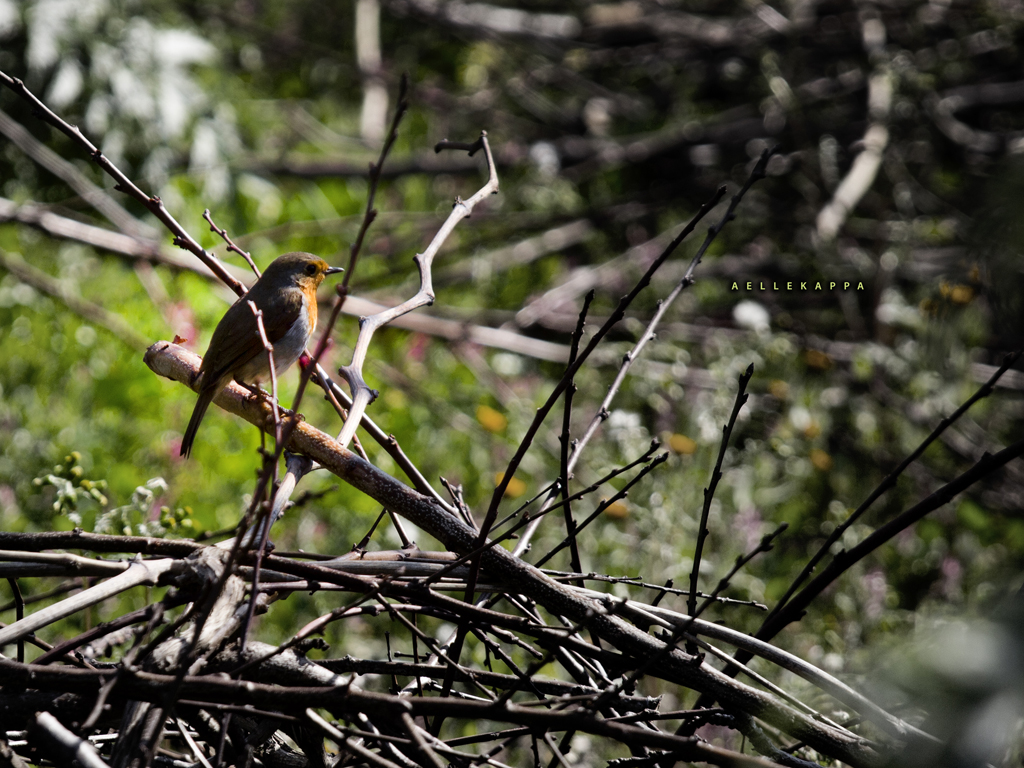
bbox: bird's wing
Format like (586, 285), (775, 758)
(261, 289), (306, 344)
(200, 294), (302, 385)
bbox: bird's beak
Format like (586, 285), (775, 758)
(325, 266), (345, 275)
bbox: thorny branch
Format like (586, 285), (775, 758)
(0, 71), (245, 295)
(688, 364), (753, 620)
(1, 48), (1016, 768)
(760, 347), (1024, 638)
(139, 339), (927, 767)
(335, 131), (500, 451)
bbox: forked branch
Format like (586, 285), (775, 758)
(335, 132), (500, 450)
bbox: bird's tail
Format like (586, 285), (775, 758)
(180, 390), (214, 458)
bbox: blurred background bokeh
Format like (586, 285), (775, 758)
(1, 0), (1023, 761)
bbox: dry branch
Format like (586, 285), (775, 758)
(336, 132), (499, 450)
(0, 558), (179, 647)
(142, 338), (889, 766)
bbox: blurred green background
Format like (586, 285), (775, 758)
(1, 1), (1023, 754)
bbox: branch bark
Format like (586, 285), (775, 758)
(143, 339), (886, 767)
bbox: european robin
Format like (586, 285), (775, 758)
(180, 252), (343, 458)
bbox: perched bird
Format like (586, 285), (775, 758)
(180, 252), (343, 458)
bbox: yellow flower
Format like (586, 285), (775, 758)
(668, 434), (697, 455)
(604, 500), (629, 519)
(810, 449), (833, 471)
(495, 473), (526, 498)
(477, 404), (508, 433)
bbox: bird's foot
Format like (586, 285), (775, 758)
(279, 409), (305, 428)
(236, 380), (270, 400)
(274, 406), (300, 420)
(266, 403), (303, 424)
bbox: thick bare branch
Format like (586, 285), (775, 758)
(143, 340), (888, 766)
(0, 558), (180, 647)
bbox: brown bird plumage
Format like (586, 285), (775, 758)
(180, 252), (343, 458)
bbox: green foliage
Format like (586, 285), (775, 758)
(29, 448), (194, 537)
(92, 477), (195, 537)
(0, 6), (1022, 752)
(32, 451), (108, 523)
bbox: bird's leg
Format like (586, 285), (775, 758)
(236, 377), (302, 420)
(235, 379), (269, 400)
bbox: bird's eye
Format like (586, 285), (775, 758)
(305, 263), (317, 276)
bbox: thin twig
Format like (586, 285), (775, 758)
(556, 292), (593, 580)
(0, 70), (245, 295)
(204, 209), (261, 277)
(248, 300), (282, 443)
(759, 434), (1024, 643)
(336, 132), (500, 451)
(425, 445), (662, 585)
(32, 604), (160, 665)
(533, 453), (669, 569)
(345, 74), (410, 290)
(696, 523), (787, 616)
(373, 596), (496, 701)
(6, 579), (23, 663)
(480, 185), (729, 545)
(688, 363), (753, 619)
(762, 347), (1024, 632)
